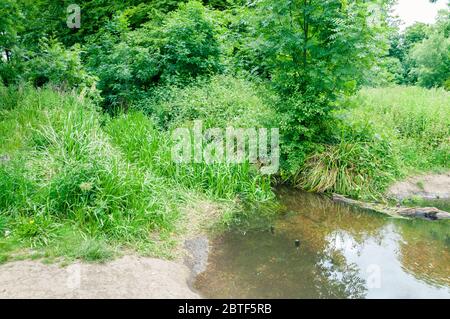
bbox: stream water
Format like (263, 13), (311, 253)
(195, 189), (450, 299)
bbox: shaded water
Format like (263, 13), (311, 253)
(195, 189), (450, 299)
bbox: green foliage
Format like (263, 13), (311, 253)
(105, 110), (274, 202)
(135, 75), (276, 129)
(24, 38), (98, 92)
(0, 0), (26, 85)
(87, 1), (221, 109)
(386, 8), (450, 87)
(255, 0), (393, 175)
(1, 0), (449, 263)
(112, 77), (276, 203)
(346, 86), (450, 171)
(0, 84), (275, 259)
(157, 1), (222, 82)
(298, 86), (450, 198)
(0, 87), (182, 252)
(0, 0), (24, 60)
(0, 159), (34, 211)
(409, 12), (450, 88)
(363, 56), (404, 87)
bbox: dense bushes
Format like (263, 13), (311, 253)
(410, 28), (450, 89)
(384, 11), (450, 89)
(87, 1), (221, 109)
(134, 75), (276, 129)
(0, 37), (99, 101)
(0, 84), (275, 257)
(24, 39), (97, 91)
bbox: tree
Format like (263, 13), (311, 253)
(86, 1), (221, 109)
(409, 10), (450, 88)
(256, 0), (393, 172)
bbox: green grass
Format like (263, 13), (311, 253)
(296, 86), (449, 199)
(105, 111), (273, 202)
(0, 85), (182, 260)
(0, 81), (276, 262)
(347, 86), (449, 172)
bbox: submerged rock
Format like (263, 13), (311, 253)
(184, 236), (209, 286)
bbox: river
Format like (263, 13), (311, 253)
(194, 189), (450, 298)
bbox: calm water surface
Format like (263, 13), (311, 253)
(195, 189), (450, 299)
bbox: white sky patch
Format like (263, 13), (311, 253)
(393, 0), (448, 29)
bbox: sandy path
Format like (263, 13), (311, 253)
(0, 255), (201, 298)
(388, 173), (450, 200)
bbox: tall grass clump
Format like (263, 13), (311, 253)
(298, 86), (449, 199)
(105, 75), (277, 203)
(0, 86), (180, 255)
(295, 121), (400, 199)
(105, 111), (274, 203)
(347, 87), (449, 172)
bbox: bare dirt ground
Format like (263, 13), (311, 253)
(388, 173), (450, 200)
(0, 197), (223, 299)
(0, 255), (201, 298)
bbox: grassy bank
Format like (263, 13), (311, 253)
(0, 82), (275, 262)
(1, 83), (448, 263)
(297, 86), (449, 199)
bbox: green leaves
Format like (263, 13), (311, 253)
(86, 1), (221, 109)
(24, 38), (97, 91)
(254, 0), (393, 174)
(409, 10), (450, 89)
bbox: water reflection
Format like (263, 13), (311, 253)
(195, 190), (450, 298)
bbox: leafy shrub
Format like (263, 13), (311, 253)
(24, 38), (98, 93)
(409, 11), (450, 88)
(87, 1), (221, 109)
(135, 75), (276, 128)
(156, 0), (221, 82)
(444, 78), (450, 91)
(410, 31), (450, 88)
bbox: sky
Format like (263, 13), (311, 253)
(393, 0), (449, 29)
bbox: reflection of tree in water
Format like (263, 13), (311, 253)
(316, 255), (367, 299)
(196, 191), (386, 299)
(195, 230), (367, 298)
(396, 219), (450, 287)
(276, 189), (386, 252)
